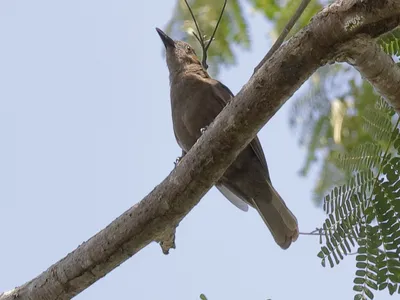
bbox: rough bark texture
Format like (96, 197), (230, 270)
(337, 34), (400, 113)
(1, 0), (400, 299)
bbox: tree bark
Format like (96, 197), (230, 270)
(337, 34), (400, 114)
(1, 0), (400, 299)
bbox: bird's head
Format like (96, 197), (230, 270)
(156, 28), (202, 74)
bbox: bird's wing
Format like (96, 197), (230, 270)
(210, 80), (270, 173)
(215, 184), (249, 211)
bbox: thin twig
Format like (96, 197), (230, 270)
(183, 0), (228, 70)
(184, 0), (207, 69)
(192, 31), (202, 45)
(299, 231), (323, 236)
(205, 0), (227, 51)
(202, 0), (228, 69)
(184, 0), (204, 46)
(253, 0), (312, 75)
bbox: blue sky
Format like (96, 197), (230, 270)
(0, 1), (391, 300)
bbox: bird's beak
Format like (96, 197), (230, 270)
(156, 27), (175, 49)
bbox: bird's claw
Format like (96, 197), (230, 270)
(200, 125), (209, 134)
(174, 156), (182, 167)
(174, 150), (186, 167)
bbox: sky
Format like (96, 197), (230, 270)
(0, 1), (392, 300)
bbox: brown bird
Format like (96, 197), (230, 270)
(156, 28), (298, 249)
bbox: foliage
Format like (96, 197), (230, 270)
(291, 77), (388, 204)
(378, 27), (400, 57)
(247, 0), (323, 35)
(317, 99), (400, 300)
(285, 17), (400, 300)
(288, 18), (400, 300)
(290, 27), (400, 205)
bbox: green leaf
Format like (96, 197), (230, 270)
(357, 262), (367, 269)
(386, 252), (398, 259)
(354, 294), (366, 300)
(365, 279), (378, 290)
(356, 270), (366, 277)
(321, 246), (330, 255)
(200, 294), (208, 300)
(363, 286), (374, 299)
(354, 277), (365, 284)
(366, 271), (378, 282)
(328, 255), (334, 268)
(358, 247), (367, 254)
(356, 255), (367, 262)
(388, 283), (397, 295)
(353, 285), (364, 292)
(389, 274), (400, 284)
(379, 282), (388, 290)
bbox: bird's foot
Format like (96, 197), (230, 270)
(174, 156), (182, 167)
(200, 125), (209, 134)
(173, 150), (186, 168)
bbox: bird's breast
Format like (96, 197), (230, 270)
(170, 77), (223, 152)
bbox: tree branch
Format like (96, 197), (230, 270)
(336, 34), (400, 113)
(2, 0), (400, 299)
(253, 0), (312, 74)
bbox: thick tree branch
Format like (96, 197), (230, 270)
(336, 34), (400, 113)
(2, 0), (400, 299)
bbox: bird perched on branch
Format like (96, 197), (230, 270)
(156, 27), (298, 249)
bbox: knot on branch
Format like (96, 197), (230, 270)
(156, 223), (179, 255)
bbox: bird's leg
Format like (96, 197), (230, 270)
(174, 150), (186, 167)
(200, 125), (209, 134)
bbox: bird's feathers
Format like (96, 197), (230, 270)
(210, 80), (270, 174)
(212, 78), (299, 249)
(216, 184), (249, 212)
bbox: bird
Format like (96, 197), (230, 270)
(156, 27), (299, 249)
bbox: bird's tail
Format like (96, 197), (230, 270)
(252, 182), (298, 249)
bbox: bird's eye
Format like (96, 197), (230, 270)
(186, 46), (192, 52)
